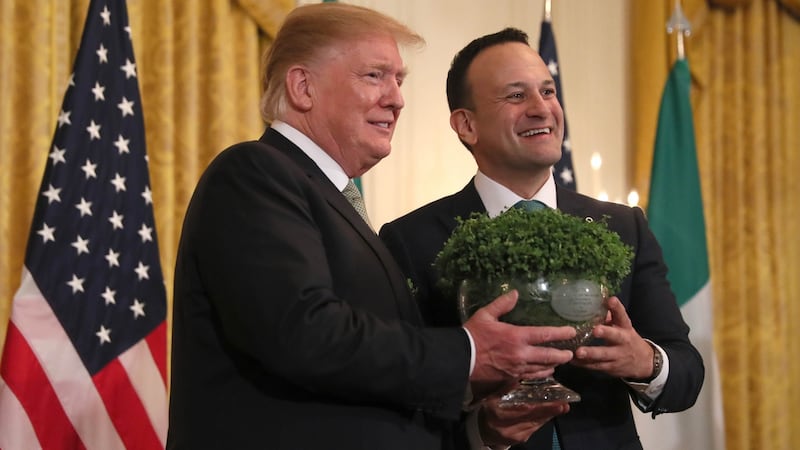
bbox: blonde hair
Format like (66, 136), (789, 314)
(259, 3), (424, 123)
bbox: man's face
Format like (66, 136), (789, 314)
(306, 33), (406, 177)
(454, 42), (564, 182)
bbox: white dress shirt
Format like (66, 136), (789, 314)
(270, 120), (349, 191)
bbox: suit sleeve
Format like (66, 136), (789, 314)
(178, 143), (470, 419)
(620, 207), (705, 415)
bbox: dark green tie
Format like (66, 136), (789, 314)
(552, 427), (561, 450)
(512, 199), (547, 212)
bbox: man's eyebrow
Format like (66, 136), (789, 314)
(503, 79), (556, 89)
(370, 62), (408, 78)
(359, 62), (407, 83)
(503, 81), (533, 90)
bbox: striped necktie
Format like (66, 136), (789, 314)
(342, 179), (372, 229)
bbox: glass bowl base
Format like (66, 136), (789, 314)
(499, 377), (581, 407)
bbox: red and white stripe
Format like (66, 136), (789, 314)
(0, 269), (167, 450)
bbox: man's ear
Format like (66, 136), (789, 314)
(285, 65), (313, 112)
(450, 109), (477, 146)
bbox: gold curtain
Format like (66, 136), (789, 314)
(631, 1), (800, 449)
(0, 0), (293, 359)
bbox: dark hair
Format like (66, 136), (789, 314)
(446, 28), (530, 112)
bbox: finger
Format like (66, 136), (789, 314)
(606, 296), (632, 328)
(574, 343), (615, 363)
(518, 347), (573, 374)
(570, 358), (611, 372)
(592, 323), (621, 343)
(480, 402), (570, 446)
(523, 325), (577, 346)
(518, 367), (556, 380)
(488, 401), (569, 424)
(478, 290), (519, 319)
(593, 316), (636, 344)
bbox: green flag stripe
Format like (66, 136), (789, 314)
(646, 59), (709, 306)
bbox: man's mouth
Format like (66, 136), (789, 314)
(370, 121), (392, 129)
(518, 127), (551, 137)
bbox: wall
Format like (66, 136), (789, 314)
(300, 0), (631, 227)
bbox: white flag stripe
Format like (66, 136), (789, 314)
(678, 284), (726, 449)
(11, 269), (126, 450)
(634, 282), (724, 450)
(119, 338), (169, 445)
(0, 381), (42, 450)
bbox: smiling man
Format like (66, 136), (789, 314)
(168, 8), (578, 450)
(380, 28), (704, 450)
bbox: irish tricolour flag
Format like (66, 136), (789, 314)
(634, 58), (726, 450)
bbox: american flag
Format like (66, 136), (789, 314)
(0, 1), (167, 449)
(538, 17), (577, 191)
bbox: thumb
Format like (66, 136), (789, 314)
(479, 289), (519, 319)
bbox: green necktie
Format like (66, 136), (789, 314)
(342, 179), (372, 228)
(552, 426), (561, 450)
(512, 199), (547, 212)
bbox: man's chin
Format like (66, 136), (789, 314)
(371, 144), (393, 160)
(357, 147), (392, 173)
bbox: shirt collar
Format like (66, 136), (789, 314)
(271, 120), (349, 191)
(474, 170), (558, 218)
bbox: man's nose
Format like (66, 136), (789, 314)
(382, 80), (404, 110)
(525, 93), (548, 117)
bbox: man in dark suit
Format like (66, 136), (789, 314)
(167, 8), (577, 450)
(380, 28), (705, 450)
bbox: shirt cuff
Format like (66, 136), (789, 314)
(466, 408), (511, 450)
(462, 327), (477, 409)
(625, 339), (669, 403)
(463, 326), (476, 375)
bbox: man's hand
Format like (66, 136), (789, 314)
(464, 290), (576, 398)
(478, 397), (569, 448)
(571, 296), (655, 379)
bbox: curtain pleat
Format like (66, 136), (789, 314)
(631, 1), (800, 449)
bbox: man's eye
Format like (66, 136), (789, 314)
(508, 92), (525, 100)
(367, 72), (382, 79)
(542, 88), (556, 97)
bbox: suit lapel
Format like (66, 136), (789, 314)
(259, 128), (420, 322)
(442, 179), (487, 232)
(556, 186), (601, 222)
(260, 128), (374, 235)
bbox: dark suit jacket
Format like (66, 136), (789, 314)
(167, 128), (473, 449)
(379, 180), (705, 450)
